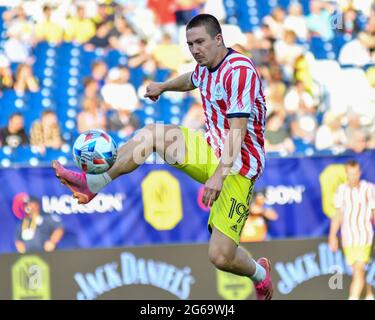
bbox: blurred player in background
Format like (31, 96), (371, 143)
(329, 160), (375, 300)
(53, 14), (273, 299)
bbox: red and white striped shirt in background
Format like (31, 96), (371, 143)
(334, 180), (375, 247)
(191, 48), (266, 181)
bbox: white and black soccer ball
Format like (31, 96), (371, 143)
(72, 129), (117, 174)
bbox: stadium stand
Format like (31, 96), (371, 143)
(0, 0), (374, 167)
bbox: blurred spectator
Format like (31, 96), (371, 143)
(77, 97), (107, 133)
(263, 7), (286, 40)
(240, 189), (279, 242)
(84, 20), (113, 51)
(315, 111), (347, 153)
(339, 7), (361, 36)
(5, 6), (34, 45)
(152, 33), (185, 72)
(339, 31), (375, 66)
(4, 31), (32, 64)
(365, 8), (375, 35)
(0, 0), (372, 162)
(221, 23), (248, 52)
(118, 0), (157, 40)
(64, 5), (96, 43)
(91, 60), (108, 89)
(306, 0), (334, 40)
(0, 112), (29, 148)
(0, 54), (13, 95)
(15, 195), (64, 254)
(263, 80), (286, 115)
(30, 110), (63, 155)
(290, 113), (318, 145)
(92, 3), (114, 26)
(80, 77), (101, 105)
(265, 111), (295, 154)
(347, 129), (368, 153)
(259, 59), (284, 89)
(255, 21), (277, 43)
(242, 32), (273, 68)
(284, 80), (316, 115)
(174, 0), (203, 25)
(274, 30), (305, 81)
(127, 39), (154, 73)
(294, 54), (315, 95)
(109, 15), (142, 56)
(101, 66), (139, 112)
(182, 100), (205, 130)
(345, 113), (371, 153)
(107, 108), (140, 137)
(13, 63), (39, 95)
(284, 2), (308, 41)
(34, 5), (64, 44)
(342, 0), (373, 16)
(148, 0), (179, 41)
(287, 74), (318, 130)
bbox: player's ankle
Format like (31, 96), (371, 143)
(86, 173), (112, 193)
(249, 259), (266, 284)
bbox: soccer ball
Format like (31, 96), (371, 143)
(72, 129), (117, 174)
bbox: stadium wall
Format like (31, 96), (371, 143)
(1, 238), (374, 300)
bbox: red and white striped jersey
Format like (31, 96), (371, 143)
(191, 48), (266, 180)
(334, 180), (375, 247)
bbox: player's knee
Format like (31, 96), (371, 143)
(143, 123), (170, 151)
(353, 265), (365, 276)
(209, 249), (233, 271)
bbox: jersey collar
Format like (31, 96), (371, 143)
(208, 48), (234, 73)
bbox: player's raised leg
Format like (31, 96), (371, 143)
(53, 124), (186, 204)
(208, 227), (273, 300)
(106, 123), (185, 179)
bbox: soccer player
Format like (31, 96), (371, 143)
(329, 160), (375, 300)
(53, 14), (273, 300)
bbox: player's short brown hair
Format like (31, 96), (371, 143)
(186, 14), (222, 39)
(345, 160), (359, 168)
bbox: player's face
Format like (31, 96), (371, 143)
(346, 165), (361, 187)
(186, 26), (222, 67)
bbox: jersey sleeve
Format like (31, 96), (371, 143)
(334, 185), (345, 209)
(190, 64), (200, 88)
(225, 66), (259, 118)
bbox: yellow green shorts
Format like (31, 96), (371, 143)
(343, 245), (372, 266)
(172, 127), (255, 245)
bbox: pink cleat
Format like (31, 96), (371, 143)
(254, 257), (273, 300)
(52, 160), (97, 204)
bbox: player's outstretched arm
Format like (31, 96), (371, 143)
(144, 72), (195, 102)
(328, 209), (342, 252)
(202, 117), (248, 207)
